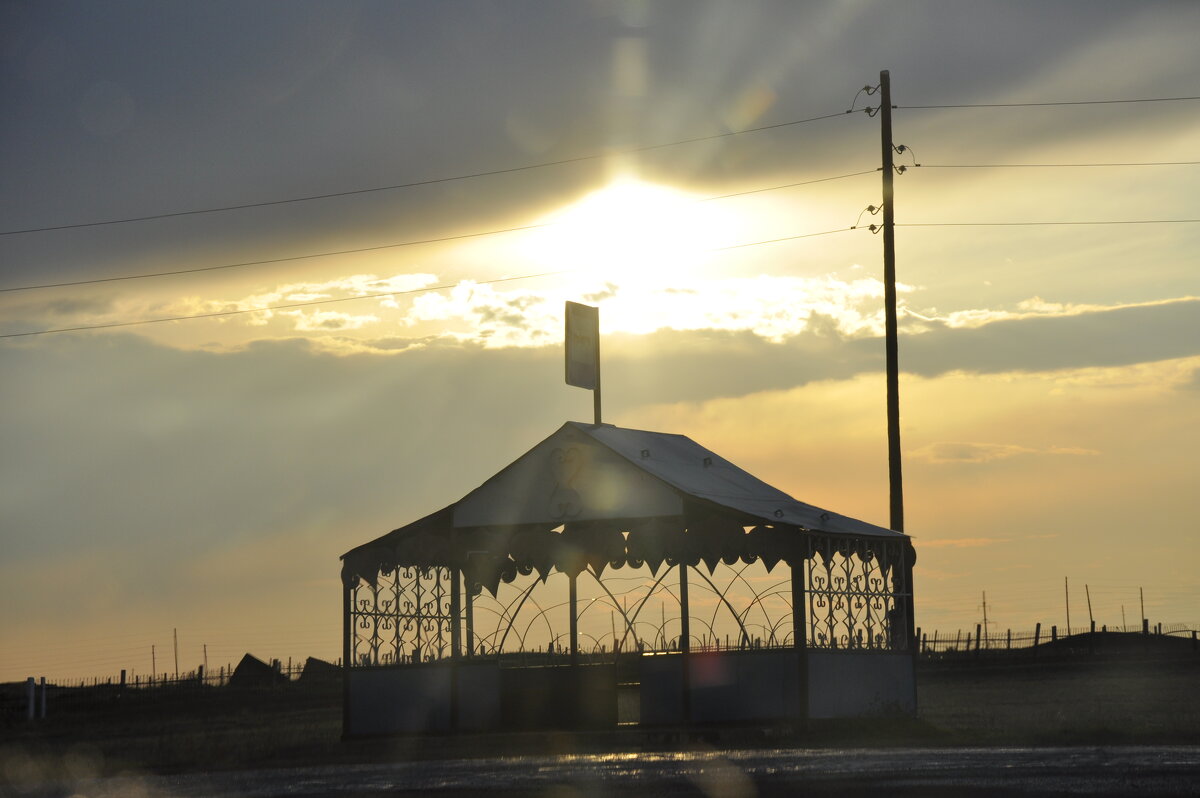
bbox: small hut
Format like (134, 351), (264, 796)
(340, 421), (916, 735)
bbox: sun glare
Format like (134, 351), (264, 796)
(526, 178), (737, 289)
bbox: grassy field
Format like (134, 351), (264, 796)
(2, 634), (1197, 788)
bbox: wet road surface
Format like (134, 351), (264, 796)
(17, 745), (1200, 797)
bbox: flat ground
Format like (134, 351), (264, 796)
(2, 635), (1198, 796)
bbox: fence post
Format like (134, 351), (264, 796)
(1006, 629), (1011, 650)
(1033, 623), (1041, 657)
(40, 677), (46, 719)
(26, 678), (35, 721)
(1143, 618), (1149, 635)
(974, 624), (982, 657)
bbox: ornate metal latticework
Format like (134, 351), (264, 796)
(806, 535), (909, 651)
(342, 521), (914, 665)
(351, 566), (454, 666)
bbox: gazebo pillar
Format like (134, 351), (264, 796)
(679, 562), (691, 722)
(791, 550), (809, 723)
(465, 581), (475, 657)
(569, 573), (579, 664)
(450, 568), (462, 659)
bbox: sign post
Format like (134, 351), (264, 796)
(564, 301), (601, 425)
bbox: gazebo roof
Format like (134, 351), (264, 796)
(342, 422), (903, 588)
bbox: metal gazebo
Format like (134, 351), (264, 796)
(341, 420), (916, 735)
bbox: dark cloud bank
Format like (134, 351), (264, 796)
(2, 298), (1195, 560)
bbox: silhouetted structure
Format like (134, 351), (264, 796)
(228, 654), (287, 688)
(341, 422), (917, 735)
(299, 657), (341, 683)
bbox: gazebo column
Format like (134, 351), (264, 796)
(341, 577), (353, 736)
(465, 582), (475, 657)
(791, 548), (809, 724)
(679, 562), (691, 723)
(903, 542), (918, 709)
(569, 573), (579, 664)
(450, 566), (462, 659)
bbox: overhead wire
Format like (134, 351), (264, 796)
(896, 95), (1200, 109)
(0, 109), (861, 237)
(898, 219), (1200, 228)
(0, 168), (878, 294)
(913, 161), (1200, 169)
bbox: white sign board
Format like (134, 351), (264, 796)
(564, 301), (598, 390)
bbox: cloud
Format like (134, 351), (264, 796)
(909, 442), (1037, 464)
(885, 297), (1200, 378)
(908, 296), (1198, 331)
(919, 538), (1009, 549)
(279, 309), (378, 332)
(397, 273), (905, 346)
(909, 442), (1100, 465)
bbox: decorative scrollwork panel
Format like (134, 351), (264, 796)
(806, 536), (907, 651)
(350, 567), (455, 666)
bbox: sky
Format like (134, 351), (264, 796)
(1, 0), (1198, 683)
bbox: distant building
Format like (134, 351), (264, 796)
(228, 653), (287, 688)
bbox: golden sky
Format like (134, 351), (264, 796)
(1, 1), (1198, 682)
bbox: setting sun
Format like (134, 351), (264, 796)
(525, 178), (738, 288)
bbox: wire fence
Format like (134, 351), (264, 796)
(917, 620), (1198, 659)
(6, 622), (1197, 724)
(1, 656), (343, 725)
(8, 656), (332, 692)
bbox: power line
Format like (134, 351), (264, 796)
(0, 168), (876, 293)
(898, 219), (1200, 228)
(0, 226), (865, 338)
(713, 227), (854, 251)
(700, 169), (878, 202)
(914, 161), (1200, 169)
(0, 223), (552, 293)
(0, 110), (859, 238)
(896, 95), (1200, 110)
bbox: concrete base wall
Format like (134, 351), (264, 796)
(457, 660), (502, 731)
(640, 650), (802, 725)
(806, 650), (915, 718)
(346, 649), (915, 735)
(346, 663), (454, 736)
(500, 664), (617, 730)
(345, 661), (614, 736)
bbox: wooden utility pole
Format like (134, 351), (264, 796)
(981, 591), (989, 646)
(1064, 576), (1071, 636)
(879, 69), (904, 532)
